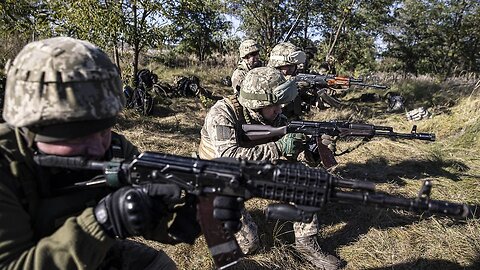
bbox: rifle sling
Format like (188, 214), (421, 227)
(334, 137), (370, 156)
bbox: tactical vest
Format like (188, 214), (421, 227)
(0, 125), (126, 240)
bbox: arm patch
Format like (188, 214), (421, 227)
(215, 125), (234, 141)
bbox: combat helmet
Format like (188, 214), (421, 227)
(267, 42), (306, 68)
(3, 37), (125, 142)
(238, 67), (297, 110)
(239, 39), (260, 59)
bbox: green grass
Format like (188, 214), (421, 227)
(114, 68), (480, 270)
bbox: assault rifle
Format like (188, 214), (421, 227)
(296, 73), (389, 90)
(242, 120), (436, 168)
(34, 152), (476, 269)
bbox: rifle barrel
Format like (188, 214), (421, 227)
(350, 82), (389, 89)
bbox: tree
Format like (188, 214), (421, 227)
(47, 0), (167, 80)
(163, 0), (231, 61)
(0, 0), (51, 62)
(227, 0), (306, 52)
(226, 0), (394, 74)
(310, 0), (395, 74)
(383, 0), (480, 75)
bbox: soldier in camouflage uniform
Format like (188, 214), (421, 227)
(0, 37), (241, 270)
(318, 55), (337, 75)
(231, 39), (262, 95)
(267, 43), (341, 269)
(199, 66), (341, 269)
(267, 42), (309, 119)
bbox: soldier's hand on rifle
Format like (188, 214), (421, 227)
(94, 183), (201, 244)
(213, 195), (244, 233)
(276, 133), (307, 160)
(320, 134), (337, 153)
(296, 80), (311, 89)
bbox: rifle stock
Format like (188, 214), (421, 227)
(241, 124), (287, 140)
(296, 73), (389, 90)
(33, 152), (475, 269)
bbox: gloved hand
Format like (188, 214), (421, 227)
(213, 195), (244, 233)
(168, 194), (244, 243)
(276, 133), (306, 160)
(162, 194), (201, 245)
(94, 183), (182, 239)
(320, 134), (337, 153)
(296, 80), (311, 89)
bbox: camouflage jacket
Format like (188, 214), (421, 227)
(199, 96), (287, 161)
(0, 124), (139, 270)
(231, 60), (250, 95)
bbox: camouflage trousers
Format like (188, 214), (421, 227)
(293, 213), (319, 238)
(235, 208), (319, 254)
(99, 239), (177, 270)
(235, 208), (260, 254)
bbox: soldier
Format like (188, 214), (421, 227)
(267, 42), (311, 119)
(267, 42), (306, 78)
(231, 39), (262, 95)
(268, 43), (341, 269)
(0, 37), (241, 269)
(199, 66), (341, 270)
(318, 55), (337, 75)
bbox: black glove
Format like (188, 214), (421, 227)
(213, 195), (244, 233)
(164, 194), (201, 245)
(94, 183), (181, 239)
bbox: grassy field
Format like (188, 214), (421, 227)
(115, 66), (480, 270)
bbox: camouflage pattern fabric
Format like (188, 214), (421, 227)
(3, 37), (124, 128)
(235, 208), (260, 254)
(238, 67), (297, 110)
(231, 61), (250, 94)
(199, 98), (282, 161)
(239, 39), (260, 58)
(199, 95), (319, 252)
(293, 213), (319, 238)
(267, 42), (306, 68)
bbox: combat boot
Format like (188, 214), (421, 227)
(234, 209), (260, 255)
(295, 235), (342, 270)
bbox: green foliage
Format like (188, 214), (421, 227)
(34, 0), (167, 79)
(383, 0), (480, 75)
(163, 0), (231, 61)
(227, 0), (306, 51)
(2, 0), (478, 77)
(0, 0), (51, 61)
(47, 0), (124, 48)
(392, 79), (442, 108)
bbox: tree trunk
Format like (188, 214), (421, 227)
(113, 43), (121, 77)
(132, 1), (138, 85)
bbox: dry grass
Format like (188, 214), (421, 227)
(114, 69), (480, 270)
